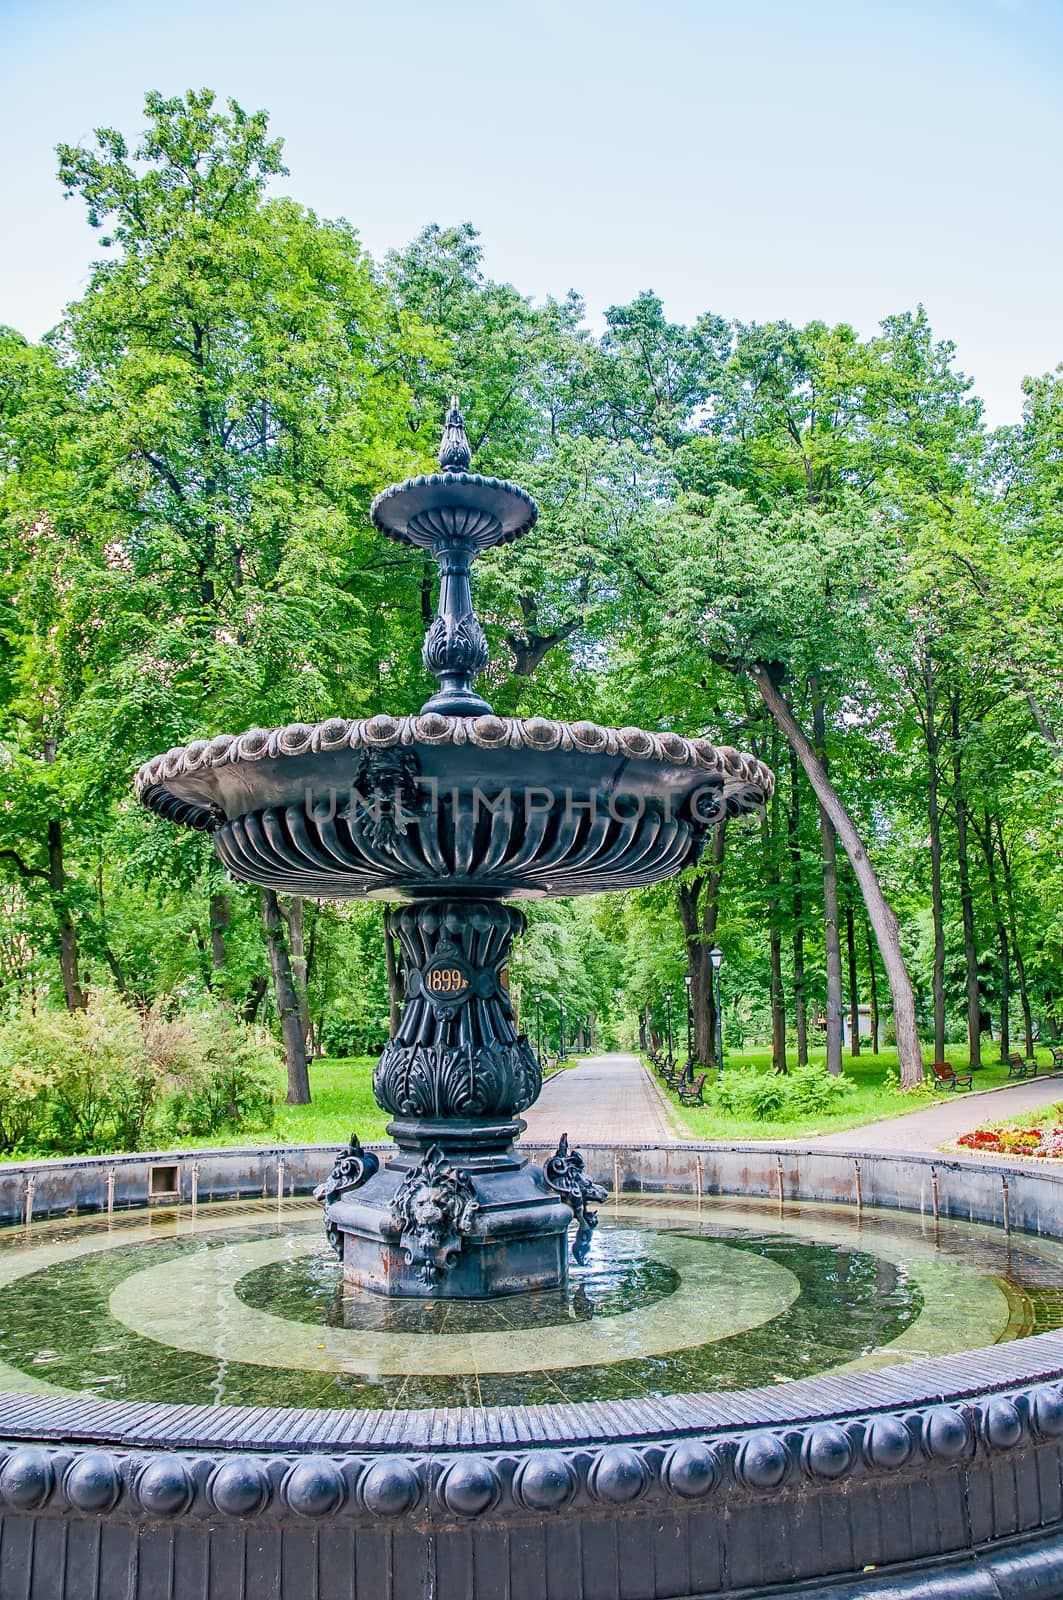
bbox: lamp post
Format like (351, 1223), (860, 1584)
(665, 991), (674, 1068)
(684, 972), (693, 1065)
(709, 945), (724, 1084)
(558, 991), (567, 1059)
(534, 992), (543, 1064)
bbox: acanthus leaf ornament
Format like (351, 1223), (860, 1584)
(389, 1145), (479, 1286)
(545, 1134), (609, 1264)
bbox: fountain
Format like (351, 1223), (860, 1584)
(4, 404), (1063, 1600)
(136, 399), (772, 1299)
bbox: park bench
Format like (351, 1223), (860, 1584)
(1007, 1052), (1037, 1080)
(929, 1061), (972, 1092)
(678, 1071), (709, 1106)
(1051, 1046), (1063, 1072)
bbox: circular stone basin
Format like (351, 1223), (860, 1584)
(1, 1193), (1059, 1412)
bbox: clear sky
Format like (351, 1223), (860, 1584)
(2, 0), (1062, 424)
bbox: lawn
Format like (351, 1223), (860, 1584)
(656, 1046), (1062, 1143)
(172, 1056), (389, 1151)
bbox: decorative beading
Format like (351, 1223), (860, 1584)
(2, 1380), (1061, 1525)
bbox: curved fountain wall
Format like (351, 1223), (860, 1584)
(2, 1140), (1063, 1600)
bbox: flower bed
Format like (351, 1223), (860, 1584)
(958, 1123), (1063, 1159)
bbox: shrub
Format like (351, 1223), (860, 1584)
(713, 1061), (855, 1123)
(158, 1008), (278, 1137)
(0, 991), (158, 1153)
(0, 991), (279, 1154)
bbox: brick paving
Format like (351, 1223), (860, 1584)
(520, 1052), (675, 1145)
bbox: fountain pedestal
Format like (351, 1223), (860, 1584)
(332, 1117), (573, 1298)
(330, 895), (573, 1297)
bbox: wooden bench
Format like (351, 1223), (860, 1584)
(930, 1061), (972, 1092)
(1007, 1052), (1037, 1080)
(678, 1071), (709, 1107)
(1050, 1046), (1063, 1072)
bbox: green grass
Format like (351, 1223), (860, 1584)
(657, 1046), (1061, 1143)
(170, 1056), (390, 1151)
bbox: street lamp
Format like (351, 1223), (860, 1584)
(684, 971), (693, 1064)
(709, 945), (724, 1083)
(534, 992), (543, 1064)
(665, 990), (674, 1068)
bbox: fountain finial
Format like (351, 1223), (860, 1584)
(438, 394), (472, 473)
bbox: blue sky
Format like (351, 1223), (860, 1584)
(2, 0), (1061, 424)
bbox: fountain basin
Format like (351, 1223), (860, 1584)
(2, 1141), (1063, 1599)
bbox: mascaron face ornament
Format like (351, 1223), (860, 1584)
(136, 397), (774, 1299)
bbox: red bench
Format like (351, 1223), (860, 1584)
(930, 1061), (972, 1092)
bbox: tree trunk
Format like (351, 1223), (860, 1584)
(810, 684), (843, 1078)
(384, 910), (404, 1033)
(48, 817), (86, 1011)
(950, 694), (982, 1070)
(280, 896), (310, 1041)
(209, 891), (230, 982)
(751, 665), (924, 1087)
(262, 889), (311, 1104)
(1044, 995), (1059, 1044)
(924, 662), (947, 1064)
(865, 917), (880, 1054)
(995, 819), (1035, 1058)
(845, 901), (860, 1057)
(242, 975), (268, 1025)
(1027, 691), (1063, 771)
(42, 739), (86, 1012)
(677, 823), (726, 1068)
(974, 814), (1009, 1063)
(763, 774), (787, 1074)
(786, 746), (808, 1067)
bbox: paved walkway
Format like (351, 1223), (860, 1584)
(521, 1052), (675, 1145)
(523, 1055), (1063, 1157)
(804, 1074), (1063, 1153)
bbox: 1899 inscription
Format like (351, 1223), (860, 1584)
(425, 967), (468, 994)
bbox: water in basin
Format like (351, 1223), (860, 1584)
(0, 1193), (1059, 1411)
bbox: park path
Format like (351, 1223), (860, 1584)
(802, 1073), (1063, 1153)
(522, 1055), (1063, 1158)
(521, 1052), (675, 1145)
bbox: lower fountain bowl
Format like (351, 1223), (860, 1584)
(3, 1141), (1063, 1600)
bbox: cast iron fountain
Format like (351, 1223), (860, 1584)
(5, 413), (1063, 1598)
(137, 400), (772, 1299)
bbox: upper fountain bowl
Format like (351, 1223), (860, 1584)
(135, 712), (773, 900)
(371, 471), (537, 552)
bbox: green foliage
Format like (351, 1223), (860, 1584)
(713, 1061), (855, 1122)
(0, 84), (1061, 1118)
(0, 991), (278, 1154)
